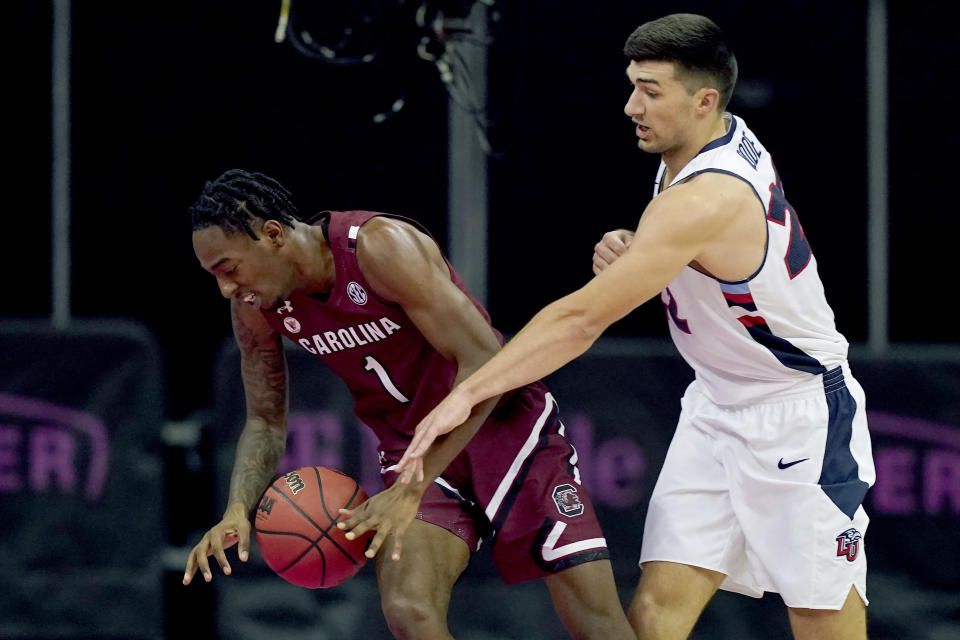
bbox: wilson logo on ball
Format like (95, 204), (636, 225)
(284, 471), (305, 494)
(257, 495), (276, 516)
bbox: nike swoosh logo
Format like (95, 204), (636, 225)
(778, 457), (810, 469)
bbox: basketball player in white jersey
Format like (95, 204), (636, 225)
(341, 12), (876, 640)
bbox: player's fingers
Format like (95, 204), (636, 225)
(390, 535), (402, 562)
(235, 527), (250, 562)
(414, 458), (424, 483)
(395, 447), (420, 483)
(394, 449), (412, 473)
(222, 531), (239, 550)
(341, 506), (378, 539)
(406, 431), (435, 460)
(395, 453), (423, 484)
(405, 428), (428, 456)
(196, 543), (214, 582)
(211, 536), (232, 576)
(397, 465), (415, 486)
(365, 529), (390, 559)
(592, 255), (608, 274)
(597, 238), (626, 263)
(336, 507), (366, 531)
(344, 519), (376, 540)
(605, 229), (632, 250)
(183, 548), (199, 584)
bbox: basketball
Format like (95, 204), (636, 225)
(254, 466), (373, 589)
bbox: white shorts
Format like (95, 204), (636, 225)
(639, 366), (875, 609)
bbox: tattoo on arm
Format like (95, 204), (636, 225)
(227, 305), (289, 512)
(228, 417), (286, 511)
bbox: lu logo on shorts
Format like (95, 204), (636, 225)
(835, 527), (862, 562)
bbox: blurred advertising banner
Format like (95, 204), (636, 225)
(0, 320), (165, 640)
(847, 350), (960, 594)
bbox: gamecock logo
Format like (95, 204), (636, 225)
(552, 483), (584, 517)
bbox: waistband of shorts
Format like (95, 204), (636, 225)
(821, 365), (848, 396)
(691, 362), (852, 408)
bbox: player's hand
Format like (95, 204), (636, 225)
(337, 480), (425, 562)
(394, 388), (474, 484)
(183, 502), (250, 585)
(592, 229), (634, 275)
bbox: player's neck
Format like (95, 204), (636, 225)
(662, 112), (730, 185)
(292, 223), (337, 296)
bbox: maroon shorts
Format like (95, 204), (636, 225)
(382, 384), (610, 584)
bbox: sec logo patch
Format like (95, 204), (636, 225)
(347, 281), (368, 306)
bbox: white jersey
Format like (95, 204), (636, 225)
(656, 114), (849, 405)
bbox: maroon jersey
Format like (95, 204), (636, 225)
(261, 210), (515, 453)
(261, 210), (609, 584)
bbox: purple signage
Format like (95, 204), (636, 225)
(868, 411), (960, 516)
(0, 393), (110, 501)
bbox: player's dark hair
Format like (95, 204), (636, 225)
(189, 169), (300, 239)
(624, 13), (738, 109)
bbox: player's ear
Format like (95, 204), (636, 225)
(696, 87), (720, 115)
(261, 220), (286, 247)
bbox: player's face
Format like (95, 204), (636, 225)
(192, 223), (292, 311)
(624, 60), (699, 155)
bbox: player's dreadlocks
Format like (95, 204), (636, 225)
(189, 169), (301, 239)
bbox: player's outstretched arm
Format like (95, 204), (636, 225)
(336, 217), (505, 560)
(184, 300), (288, 585)
(398, 182), (736, 466)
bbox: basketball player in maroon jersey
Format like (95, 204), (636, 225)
(182, 169), (633, 640)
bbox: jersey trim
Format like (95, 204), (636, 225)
(743, 321), (827, 374)
(672, 168), (770, 286)
(539, 521), (607, 561)
(818, 367), (870, 519)
(698, 114), (738, 154)
(717, 280), (826, 375)
(485, 392), (556, 522)
(531, 519), (610, 573)
(679, 168), (763, 211)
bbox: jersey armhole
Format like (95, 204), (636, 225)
(681, 168), (769, 285)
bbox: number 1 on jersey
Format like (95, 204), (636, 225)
(363, 355), (410, 403)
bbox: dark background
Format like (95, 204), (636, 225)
(9, 0), (958, 419)
(4, 1), (960, 639)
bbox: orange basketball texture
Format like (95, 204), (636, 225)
(254, 466), (372, 588)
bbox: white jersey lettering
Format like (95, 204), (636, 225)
(380, 317), (402, 335)
(337, 328), (356, 349)
(324, 331), (343, 351)
(293, 316), (403, 356)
